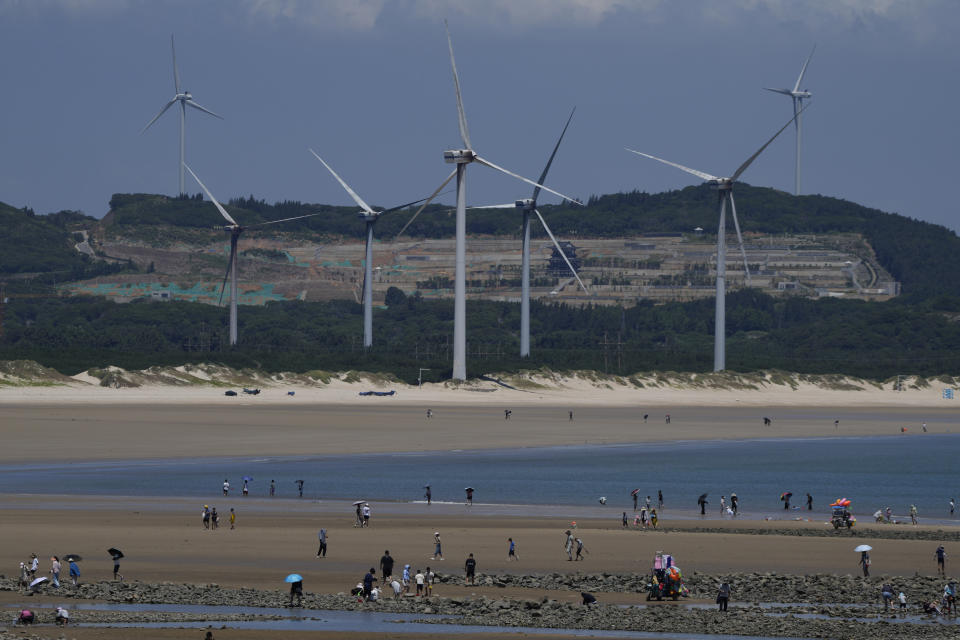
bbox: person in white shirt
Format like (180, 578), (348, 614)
(414, 569), (425, 596)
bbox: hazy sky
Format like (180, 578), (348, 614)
(0, 0), (957, 231)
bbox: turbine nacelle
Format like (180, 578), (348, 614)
(515, 198), (535, 210)
(444, 149), (475, 164)
(793, 90), (811, 99)
(358, 211), (379, 222)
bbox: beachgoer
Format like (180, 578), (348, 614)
(717, 582), (731, 611)
(296, 479), (304, 497)
(697, 495), (708, 515)
(426, 567), (435, 596)
(923, 601), (942, 615)
(881, 583), (894, 610)
(564, 530), (574, 561)
(50, 556), (60, 588)
(229, 508), (236, 529)
(362, 502), (371, 526)
(425, 485), (432, 505)
(242, 480), (248, 496)
(885, 506), (892, 522)
(943, 582), (957, 614)
(202, 505), (210, 529)
(504, 409), (511, 420)
(859, 550), (871, 577)
(720, 496), (726, 513)
(211, 507), (219, 529)
(317, 528), (327, 557)
(806, 493), (813, 511)
(763, 416), (771, 426)
(289, 579), (303, 607)
(622, 511), (628, 528)
(111, 549), (123, 581)
(432, 531), (443, 560)
(205, 632), (215, 640)
(69, 560), (80, 585)
(650, 509), (658, 529)
(17, 609), (34, 625)
(362, 568), (377, 600)
(936, 545), (946, 576)
(582, 592), (597, 605)
(355, 503), (363, 526)
(951, 498), (956, 516)
(380, 550), (394, 583)
(731, 493), (738, 516)
(222, 479), (229, 496)
(834, 419), (839, 429)
(426, 408), (433, 419)
(633, 492), (638, 511)
(575, 537), (587, 560)
(658, 490), (663, 509)
(508, 538), (518, 561)
(465, 487), (474, 506)
(643, 414), (649, 423)
(645, 495), (651, 511)
(269, 479), (276, 497)
(569, 410), (574, 421)
(402, 564), (411, 594)
(640, 506), (648, 528)
(390, 579), (402, 599)
(665, 414), (670, 424)
(415, 568), (426, 595)
(910, 504), (918, 525)
(899, 591), (907, 609)
(28, 553), (38, 577)
(923, 422), (927, 432)
(55, 606), (69, 626)
(464, 553), (477, 585)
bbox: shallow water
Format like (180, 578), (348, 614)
(1, 435), (959, 521)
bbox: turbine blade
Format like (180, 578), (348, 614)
(246, 212), (324, 228)
(218, 242), (234, 306)
(625, 148), (718, 183)
(467, 203), (516, 209)
(185, 99), (223, 120)
(171, 34), (181, 94)
(308, 149), (375, 214)
(534, 209), (588, 293)
(728, 192), (751, 285)
(764, 87), (793, 96)
(184, 164), (239, 226)
(379, 191), (451, 214)
(395, 169), (457, 240)
(730, 102), (809, 181)
(474, 155), (582, 205)
(140, 99), (177, 134)
(445, 20), (471, 150)
(533, 106), (576, 204)
(793, 44), (816, 93)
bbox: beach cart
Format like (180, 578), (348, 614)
(646, 551), (688, 601)
(830, 498), (855, 530)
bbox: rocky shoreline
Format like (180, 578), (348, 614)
(2, 571), (958, 639)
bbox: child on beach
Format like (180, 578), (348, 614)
(575, 538), (587, 561)
(650, 509), (658, 529)
(229, 508), (236, 530)
(507, 538), (518, 561)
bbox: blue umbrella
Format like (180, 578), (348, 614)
(285, 574), (303, 583)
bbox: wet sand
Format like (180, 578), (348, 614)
(0, 403), (953, 462)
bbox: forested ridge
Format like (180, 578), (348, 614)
(2, 185), (959, 380)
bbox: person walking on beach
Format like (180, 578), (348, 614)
(697, 494), (708, 515)
(665, 414), (670, 424)
(110, 549), (123, 581)
(362, 503), (371, 527)
(645, 495), (651, 511)
(424, 485), (432, 505)
(426, 408), (433, 419)
(296, 479), (304, 498)
(622, 512), (628, 528)
(464, 553), (477, 585)
(910, 504), (919, 525)
(881, 583), (894, 610)
(859, 550), (871, 577)
(806, 493), (813, 511)
(564, 530), (574, 561)
(28, 553), (38, 578)
(222, 479), (229, 496)
(936, 545), (946, 576)
(288, 576), (303, 607)
(432, 531), (443, 560)
(269, 479), (276, 497)
(465, 487), (474, 506)
(50, 556), (60, 588)
(504, 409), (512, 420)
(229, 508), (236, 530)
(717, 582), (731, 611)
(355, 503), (363, 527)
(650, 509), (659, 529)
(211, 507), (219, 529)
(643, 413), (649, 423)
(658, 490), (663, 509)
(640, 506), (648, 528)
(317, 528), (327, 557)
(508, 538), (518, 561)
(720, 496), (726, 514)
(569, 410), (574, 421)
(951, 498), (956, 516)
(362, 568), (377, 601)
(202, 505), (211, 529)
(632, 492), (638, 511)
(242, 480), (249, 496)
(380, 550), (395, 584)
(575, 537), (587, 561)
(68, 559), (80, 586)
(731, 493), (739, 516)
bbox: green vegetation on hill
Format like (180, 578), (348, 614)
(3, 290), (959, 382)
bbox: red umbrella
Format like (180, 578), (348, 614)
(631, 489), (641, 496)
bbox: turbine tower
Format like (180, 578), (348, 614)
(310, 149), (436, 348)
(406, 21), (581, 381)
(186, 165), (322, 346)
(468, 108), (588, 357)
(627, 107), (805, 371)
(765, 45), (815, 195)
(143, 35), (223, 195)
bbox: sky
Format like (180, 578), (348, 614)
(0, 0), (957, 232)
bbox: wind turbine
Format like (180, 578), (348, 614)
(626, 107), (806, 371)
(765, 45), (815, 195)
(309, 149), (438, 348)
(185, 165), (323, 346)
(407, 21), (581, 381)
(142, 35), (223, 196)
(466, 108), (588, 358)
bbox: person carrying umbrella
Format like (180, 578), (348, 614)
(857, 547), (872, 577)
(781, 492), (792, 510)
(285, 573), (303, 607)
(465, 487), (474, 506)
(632, 489), (639, 511)
(109, 548), (124, 581)
(697, 494), (708, 515)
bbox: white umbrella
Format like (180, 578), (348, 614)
(854, 544), (872, 552)
(29, 577), (48, 588)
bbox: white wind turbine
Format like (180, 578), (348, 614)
(466, 108), (588, 358)
(309, 149), (438, 348)
(627, 107), (806, 371)
(401, 21), (582, 381)
(765, 45), (815, 195)
(142, 35), (223, 196)
(185, 165), (323, 346)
